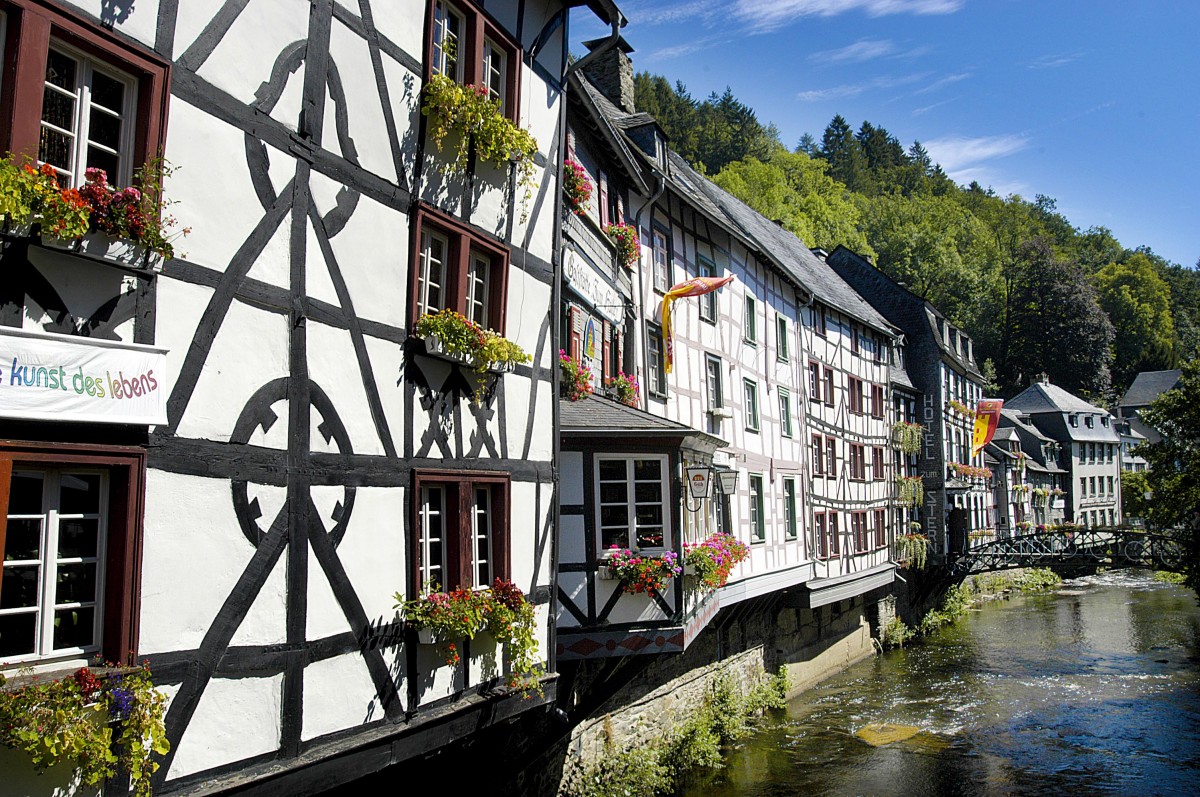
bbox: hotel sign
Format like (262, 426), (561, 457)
(0, 327), (168, 425)
(564, 250), (624, 324)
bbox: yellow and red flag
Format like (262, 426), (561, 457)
(971, 399), (1004, 458)
(662, 275), (735, 373)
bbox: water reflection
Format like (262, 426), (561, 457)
(682, 570), (1200, 797)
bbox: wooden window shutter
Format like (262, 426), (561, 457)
(598, 170), (610, 226)
(602, 320), (612, 382)
(569, 306), (582, 361)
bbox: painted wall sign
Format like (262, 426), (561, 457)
(565, 250), (624, 324)
(0, 327), (168, 425)
(583, 318), (597, 359)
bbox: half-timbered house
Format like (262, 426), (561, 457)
(0, 0), (623, 793)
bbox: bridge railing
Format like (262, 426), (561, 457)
(950, 527), (1187, 575)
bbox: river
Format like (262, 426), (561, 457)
(681, 570), (1200, 797)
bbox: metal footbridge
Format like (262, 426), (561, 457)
(948, 528), (1187, 577)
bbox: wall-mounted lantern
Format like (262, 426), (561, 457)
(715, 469), (739, 496)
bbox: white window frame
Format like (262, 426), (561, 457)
(698, 256), (717, 322)
(779, 388), (792, 437)
(783, 477), (797, 540)
(652, 227), (670, 292)
(417, 228), (449, 318)
(776, 314), (788, 362)
(466, 249), (491, 328)
(594, 454), (671, 553)
(0, 468), (109, 665)
(744, 378), (759, 432)
(748, 474), (765, 542)
(418, 484), (448, 590)
(744, 294), (757, 345)
(431, 0), (464, 81)
(647, 324), (666, 398)
(482, 36), (507, 112)
(39, 41), (138, 188)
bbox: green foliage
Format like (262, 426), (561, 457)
(0, 666), (169, 797)
(894, 533), (929, 570)
(917, 584), (971, 634)
(1121, 469), (1151, 521)
(744, 666), (790, 715)
(1094, 253), (1177, 387)
(879, 616), (914, 649)
(1153, 571), (1186, 585)
(1011, 568), (1063, 592)
(895, 476), (924, 508)
(414, 310), (529, 375)
(422, 75), (538, 218)
(1138, 360), (1200, 592)
(662, 709), (723, 776)
(892, 420), (923, 454)
(576, 741), (672, 797)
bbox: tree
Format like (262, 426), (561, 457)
(818, 114), (864, 188)
(1005, 238), (1114, 399)
(796, 133), (819, 157)
(1094, 253), (1177, 389)
(1137, 359), (1200, 593)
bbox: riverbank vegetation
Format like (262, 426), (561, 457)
(572, 667), (790, 797)
(881, 569), (1063, 650)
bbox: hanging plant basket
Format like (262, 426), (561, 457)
(891, 421), (923, 454)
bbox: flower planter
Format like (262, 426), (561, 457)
(416, 627), (438, 645)
(420, 333), (478, 368)
(41, 231), (164, 272)
(597, 563), (618, 581)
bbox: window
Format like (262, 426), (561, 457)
(1080, 476), (1086, 496)
(870, 384), (885, 419)
(744, 295), (757, 345)
(1085, 416), (1094, 429)
(851, 325), (861, 355)
(0, 446), (145, 668)
(1090, 476), (1096, 496)
(413, 209), (509, 331)
(848, 377), (864, 415)
(811, 435), (824, 476)
(652, 226), (671, 293)
(779, 388), (792, 437)
(814, 512), (828, 558)
(1069, 414), (1079, 428)
(595, 456), (669, 551)
(872, 446), (884, 480)
(0, 2), (169, 192)
(825, 437), (838, 479)
(748, 475), (765, 542)
(823, 368), (835, 407)
(744, 379), (760, 432)
(849, 444), (866, 481)
(776, 315), (789, 362)
(782, 478), (798, 540)
(429, 0), (520, 119)
(815, 304), (827, 337)
(827, 512), (840, 556)
(698, 256), (717, 323)
(808, 362), (822, 404)
(647, 324), (666, 399)
(1107, 475), (1114, 495)
(415, 472), (509, 591)
(705, 354), (723, 410)
(873, 509), (886, 548)
(851, 512), (868, 552)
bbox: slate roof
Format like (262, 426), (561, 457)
(1006, 380), (1105, 415)
(668, 153), (897, 337)
(1000, 408), (1052, 441)
(560, 394), (725, 447)
(571, 73), (650, 195)
(1119, 369), (1181, 409)
(575, 71), (897, 339)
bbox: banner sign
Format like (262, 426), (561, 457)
(662, 275), (735, 373)
(971, 399), (1004, 458)
(0, 327), (168, 425)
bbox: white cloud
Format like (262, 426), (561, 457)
(796, 72), (930, 101)
(808, 38), (896, 62)
(1027, 51), (1085, 69)
(911, 98), (955, 116)
(735, 0), (963, 32)
(623, 1), (717, 26)
(924, 135), (1029, 188)
(914, 71), (972, 94)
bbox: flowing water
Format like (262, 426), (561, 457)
(682, 570), (1200, 797)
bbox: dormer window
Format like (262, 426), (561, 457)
(1085, 416), (1094, 429)
(1069, 414), (1078, 428)
(1101, 416), (1110, 427)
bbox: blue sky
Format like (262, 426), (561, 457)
(572, 0), (1198, 268)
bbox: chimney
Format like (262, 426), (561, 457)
(1032, 372), (1050, 386)
(582, 36), (636, 113)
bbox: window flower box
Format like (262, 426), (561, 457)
(414, 310), (530, 374)
(603, 546), (681, 594)
(41, 230), (165, 272)
(421, 332), (479, 368)
(683, 532), (750, 591)
(708, 406), (733, 419)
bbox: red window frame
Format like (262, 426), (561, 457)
(823, 367), (834, 407)
(808, 361), (821, 404)
(825, 436), (837, 480)
(850, 325), (861, 355)
(425, 0), (522, 122)
(0, 441), (146, 668)
(870, 384), (885, 419)
(874, 509), (887, 548)
(410, 469), (510, 594)
(828, 512), (840, 556)
(814, 511), (827, 559)
(872, 446), (884, 480)
(810, 434), (823, 476)
(849, 443), (865, 481)
(851, 511), (868, 552)
(410, 205), (510, 334)
(848, 376), (864, 415)
(814, 304), (827, 337)
(0, 0), (170, 176)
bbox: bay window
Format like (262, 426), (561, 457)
(595, 455), (670, 551)
(413, 471), (510, 592)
